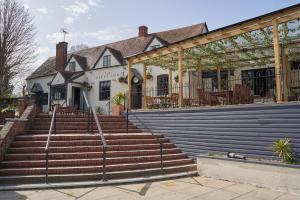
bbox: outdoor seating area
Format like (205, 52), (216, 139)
(125, 5), (300, 111)
(137, 69), (300, 109)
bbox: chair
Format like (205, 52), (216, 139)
(233, 84), (254, 104)
(197, 89), (220, 106)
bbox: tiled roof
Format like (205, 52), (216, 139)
(27, 23), (207, 79)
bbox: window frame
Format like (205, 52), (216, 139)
(103, 55), (111, 67)
(99, 80), (111, 101)
(69, 61), (76, 72)
(157, 74), (169, 96)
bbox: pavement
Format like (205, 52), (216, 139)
(0, 176), (299, 200)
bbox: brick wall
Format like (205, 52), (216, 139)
(0, 105), (37, 161)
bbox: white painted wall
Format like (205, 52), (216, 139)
(94, 49), (121, 68)
(51, 72), (65, 85)
(26, 75), (54, 112)
(65, 57), (83, 72)
(145, 38), (163, 51)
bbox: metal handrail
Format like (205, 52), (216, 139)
(82, 91), (107, 180)
(132, 114), (164, 174)
(45, 106), (57, 184)
(124, 91), (163, 174)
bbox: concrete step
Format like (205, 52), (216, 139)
(7, 143), (176, 154)
(0, 164), (197, 185)
(26, 129), (142, 134)
(0, 159), (193, 176)
(1, 154), (187, 168)
(11, 138), (169, 147)
(30, 125), (138, 131)
(15, 133), (162, 141)
(5, 148), (182, 161)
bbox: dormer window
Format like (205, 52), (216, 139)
(150, 45), (160, 50)
(69, 62), (76, 72)
(103, 55), (111, 67)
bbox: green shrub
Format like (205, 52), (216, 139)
(95, 106), (104, 115)
(112, 92), (125, 105)
(271, 138), (296, 164)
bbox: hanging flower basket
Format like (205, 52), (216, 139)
(146, 72), (153, 80)
(174, 75), (179, 83)
(118, 76), (126, 83)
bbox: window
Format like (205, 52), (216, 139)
(99, 81), (111, 100)
(150, 45), (160, 50)
(103, 55), (111, 67)
(157, 74), (169, 96)
(291, 61), (300, 70)
(69, 62), (76, 72)
(51, 87), (66, 100)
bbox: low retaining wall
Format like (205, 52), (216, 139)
(128, 103), (300, 160)
(197, 155), (300, 195)
(0, 105), (36, 161)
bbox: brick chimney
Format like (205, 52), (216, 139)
(138, 25), (148, 37)
(56, 42), (68, 72)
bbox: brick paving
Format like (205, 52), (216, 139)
(0, 176), (299, 200)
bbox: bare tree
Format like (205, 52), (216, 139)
(69, 44), (88, 53)
(0, 0), (36, 98)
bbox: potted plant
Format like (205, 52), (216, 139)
(146, 71), (153, 80)
(111, 92), (125, 116)
(174, 75), (179, 83)
(1, 105), (16, 118)
(95, 106), (104, 115)
(118, 76), (126, 83)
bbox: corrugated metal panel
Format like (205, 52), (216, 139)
(128, 103), (300, 160)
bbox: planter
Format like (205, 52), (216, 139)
(112, 105), (124, 116)
(1, 110), (15, 118)
(197, 154), (300, 194)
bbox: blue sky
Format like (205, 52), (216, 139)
(22, 0), (300, 70)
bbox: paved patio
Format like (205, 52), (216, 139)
(0, 176), (299, 200)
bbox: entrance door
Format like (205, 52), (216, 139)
(131, 83), (142, 109)
(73, 87), (81, 110)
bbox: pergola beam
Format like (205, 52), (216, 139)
(128, 4), (300, 63)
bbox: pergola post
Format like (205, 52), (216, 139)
(272, 19), (282, 103)
(178, 47), (184, 108)
(282, 46), (289, 101)
(127, 59), (133, 110)
(197, 61), (203, 89)
(217, 66), (221, 92)
(169, 68), (173, 97)
(142, 63), (147, 109)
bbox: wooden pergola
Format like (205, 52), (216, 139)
(126, 4), (300, 109)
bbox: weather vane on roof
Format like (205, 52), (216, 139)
(61, 28), (69, 42)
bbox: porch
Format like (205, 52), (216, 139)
(126, 4), (300, 110)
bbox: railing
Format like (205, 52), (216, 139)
(45, 106), (57, 184)
(124, 91), (163, 174)
(131, 69), (300, 110)
(82, 91), (108, 181)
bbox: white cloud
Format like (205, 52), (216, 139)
(36, 7), (48, 14)
(64, 17), (75, 25)
(46, 26), (132, 44)
(63, 0), (102, 25)
(36, 46), (49, 54)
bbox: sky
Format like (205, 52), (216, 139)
(21, 0), (300, 75)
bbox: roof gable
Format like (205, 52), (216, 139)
(27, 23), (207, 79)
(93, 47), (124, 68)
(144, 36), (168, 52)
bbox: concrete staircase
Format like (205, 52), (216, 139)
(0, 114), (196, 186)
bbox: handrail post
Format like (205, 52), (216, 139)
(45, 148), (49, 184)
(126, 108), (128, 134)
(159, 138), (163, 174)
(91, 109), (94, 134)
(102, 146), (107, 181)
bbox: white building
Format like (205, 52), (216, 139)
(26, 24), (208, 113)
